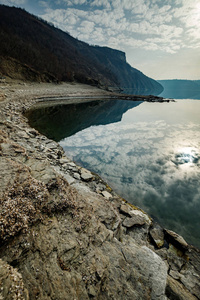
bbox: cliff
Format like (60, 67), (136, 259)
(0, 4), (163, 95)
(0, 81), (199, 300)
(91, 46), (163, 94)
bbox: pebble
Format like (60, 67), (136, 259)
(59, 158), (70, 165)
(101, 191), (112, 199)
(73, 173), (81, 180)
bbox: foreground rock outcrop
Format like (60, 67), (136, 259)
(0, 81), (200, 299)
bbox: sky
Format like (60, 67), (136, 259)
(1, 0), (200, 80)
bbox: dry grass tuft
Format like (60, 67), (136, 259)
(0, 172), (78, 242)
(0, 174), (49, 242)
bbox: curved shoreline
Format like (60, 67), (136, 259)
(0, 80), (199, 300)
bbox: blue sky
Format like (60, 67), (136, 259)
(1, 0), (200, 80)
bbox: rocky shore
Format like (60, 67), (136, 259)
(0, 80), (199, 300)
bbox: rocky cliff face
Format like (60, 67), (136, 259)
(0, 5), (163, 95)
(0, 81), (199, 300)
(91, 46), (163, 95)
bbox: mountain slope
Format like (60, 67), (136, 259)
(0, 5), (163, 95)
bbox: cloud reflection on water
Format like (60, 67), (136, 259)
(60, 100), (200, 247)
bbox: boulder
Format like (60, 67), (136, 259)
(165, 229), (188, 250)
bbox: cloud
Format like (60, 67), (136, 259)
(38, 0), (200, 66)
(56, 0), (87, 5)
(90, 0), (111, 9)
(80, 20), (94, 33)
(0, 0), (26, 5)
(38, 1), (49, 8)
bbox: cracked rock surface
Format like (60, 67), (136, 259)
(0, 81), (200, 300)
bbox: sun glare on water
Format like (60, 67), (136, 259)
(174, 146), (199, 171)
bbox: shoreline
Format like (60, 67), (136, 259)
(0, 80), (199, 300)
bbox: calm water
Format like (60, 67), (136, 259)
(27, 99), (200, 247)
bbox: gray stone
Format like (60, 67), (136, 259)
(165, 229), (188, 249)
(17, 130), (30, 139)
(59, 158), (70, 165)
(73, 172), (81, 180)
(150, 224), (165, 248)
(168, 245), (186, 271)
(169, 269), (180, 280)
(67, 162), (76, 167)
(26, 158), (57, 184)
(166, 276), (198, 300)
(120, 242), (168, 299)
(101, 190), (112, 199)
(139, 246), (168, 300)
(63, 173), (76, 185)
(45, 141), (58, 150)
(53, 166), (75, 185)
(80, 168), (93, 181)
(123, 215), (145, 228)
(27, 128), (38, 137)
(120, 203), (131, 215)
(129, 209), (152, 225)
(179, 267), (200, 298)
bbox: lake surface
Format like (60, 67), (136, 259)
(27, 99), (200, 248)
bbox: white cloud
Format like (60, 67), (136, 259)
(90, 0), (111, 9)
(39, 0), (200, 61)
(80, 21), (94, 33)
(0, 0), (26, 5)
(56, 0), (87, 5)
(38, 1), (49, 8)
